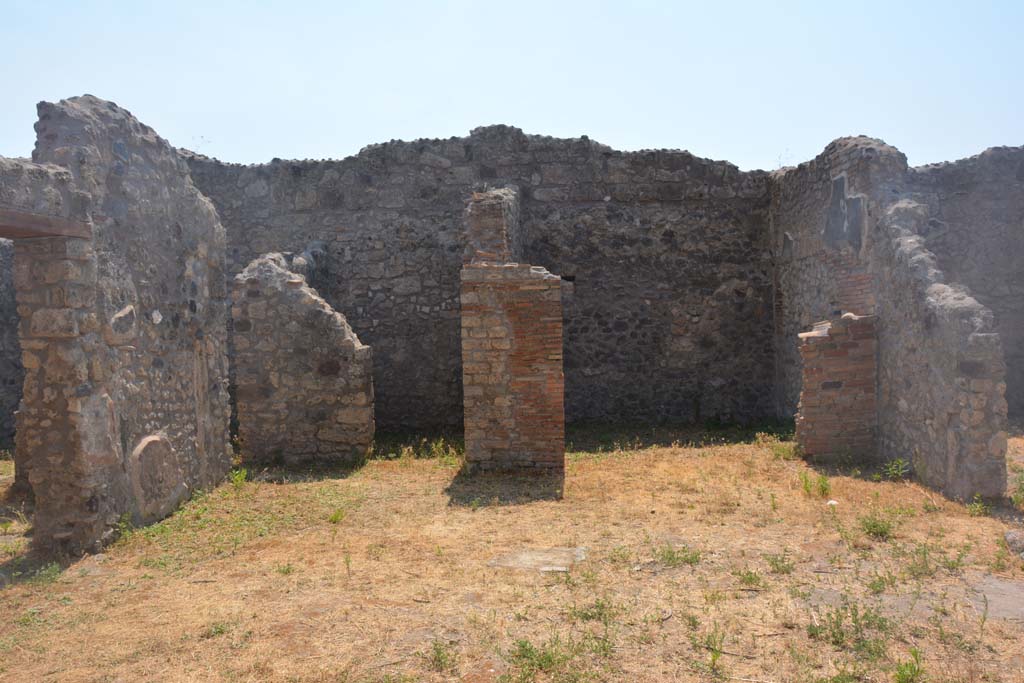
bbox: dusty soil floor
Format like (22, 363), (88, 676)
(1, 426), (1023, 683)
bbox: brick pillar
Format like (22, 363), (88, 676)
(796, 313), (878, 462)
(11, 236), (112, 550)
(460, 188), (564, 472)
(463, 188), (520, 263)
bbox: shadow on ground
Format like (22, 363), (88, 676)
(445, 468), (564, 507)
(0, 484), (68, 588)
(566, 419), (794, 453)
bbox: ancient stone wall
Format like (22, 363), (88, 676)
(0, 239), (19, 449)
(2, 96), (232, 551)
(769, 137), (905, 415)
(0, 156), (90, 454)
(795, 314), (878, 462)
(907, 148), (1024, 417)
(0, 96), (1015, 506)
(232, 253), (373, 466)
(870, 200), (1007, 498)
(772, 136), (1010, 496)
(185, 128), (776, 428)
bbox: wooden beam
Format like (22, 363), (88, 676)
(0, 208), (91, 240)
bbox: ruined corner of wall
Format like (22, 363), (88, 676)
(231, 252), (374, 467)
(1, 96), (233, 553)
(872, 200), (1008, 499)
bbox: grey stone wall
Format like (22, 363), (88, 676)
(769, 137), (906, 416)
(7, 95), (232, 551)
(0, 155), (91, 452)
(770, 134), (1012, 497)
(232, 253), (373, 466)
(908, 148), (1024, 416)
(185, 127), (776, 428)
(0, 239), (18, 449)
(870, 200), (1007, 498)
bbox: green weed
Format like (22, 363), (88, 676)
(765, 551), (795, 574)
(894, 647), (925, 683)
(883, 459), (910, 481)
(656, 544), (701, 568)
(859, 512), (894, 541)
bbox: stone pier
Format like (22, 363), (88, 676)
(795, 313), (878, 462)
(460, 189), (565, 472)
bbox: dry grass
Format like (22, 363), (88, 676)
(0, 449), (12, 480)
(0, 425), (1022, 683)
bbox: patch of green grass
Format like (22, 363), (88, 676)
(799, 471), (831, 498)
(702, 623), (727, 673)
(807, 601), (891, 661)
(859, 512), (894, 541)
(27, 562), (63, 585)
(800, 470), (814, 496)
(229, 467), (248, 491)
(421, 638), (458, 673)
(16, 607), (45, 628)
(817, 474), (832, 498)
(866, 571), (897, 594)
(765, 551), (795, 574)
(656, 544), (701, 568)
(941, 544), (971, 573)
(990, 537), (1012, 572)
(1010, 466), (1024, 510)
(274, 563), (295, 575)
(328, 508), (347, 524)
(966, 494), (991, 517)
(499, 636), (574, 683)
(607, 546), (632, 566)
(569, 597), (618, 626)
(371, 432), (464, 465)
(733, 567), (765, 589)
(115, 481), (362, 573)
(904, 543), (938, 579)
(894, 647), (925, 683)
(200, 622), (231, 639)
(759, 433), (798, 461)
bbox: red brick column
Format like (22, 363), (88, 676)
(796, 313), (878, 461)
(460, 188), (564, 472)
(461, 264), (564, 472)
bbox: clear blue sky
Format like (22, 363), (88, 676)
(1, 0), (1021, 171)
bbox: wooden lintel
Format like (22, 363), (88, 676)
(0, 208), (92, 240)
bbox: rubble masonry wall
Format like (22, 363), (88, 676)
(232, 252), (374, 466)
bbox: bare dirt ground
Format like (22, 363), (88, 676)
(1, 425), (1023, 683)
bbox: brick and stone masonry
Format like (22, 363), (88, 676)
(0, 96), (232, 552)
(796, 313), (878, 462)
(232, 252), (374, 466)
(460, 189), (565, 472)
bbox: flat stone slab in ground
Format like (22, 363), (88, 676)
(488, 547), (587, 573)
(968, 572), (1024, 622)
